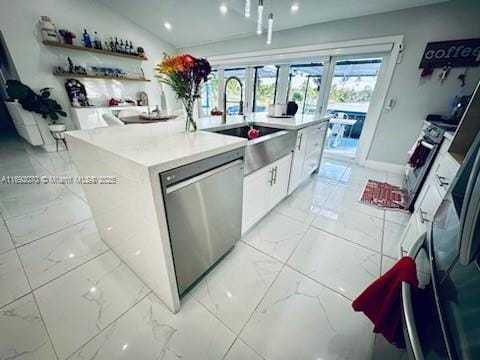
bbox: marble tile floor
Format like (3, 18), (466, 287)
(0, 134), (408, 359)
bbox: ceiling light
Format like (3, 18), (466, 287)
(219, 3), (228, 15)
(164, 21), (172, 31)
(266, 13), (273, 45)
(257, 0), (264, 35)
(245, 0), (251, 17)
(291, 2), (299, 13)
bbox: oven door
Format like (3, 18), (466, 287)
(401, 232), (450, 360)
(405, 140), (440, 210)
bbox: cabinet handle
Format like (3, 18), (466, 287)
(297, 134), (303, 151)
(419, 209), (429, 224)
(268, 167), (275, 186)
(273, 166), (278, 185)
(436, 174), (449, 187)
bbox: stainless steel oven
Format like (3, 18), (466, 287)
(160, 148), (245, 295)
(404, 123), (446, 210)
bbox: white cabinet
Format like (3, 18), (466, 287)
(288, 122), (328, 194)
(267, 153), (292, 211)
(288, 128), (309, 194)
(400, 214), (424, 257)
(242, 165), (271, 233)
(401, 176), (443, 255)
(242, 153), (292, 234)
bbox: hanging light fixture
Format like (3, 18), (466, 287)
(245, 0), (251, 18)
(266, 13), (273, 44)
(257, 0), (264, 35)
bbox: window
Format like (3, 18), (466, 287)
(287, 63), (324, 114)
(224, 68), (246, 115)
(253, 65), (279, 112)
(201, 69), (218, 115)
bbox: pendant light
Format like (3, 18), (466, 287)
(266, 13), (273, 44)
(257, 0), (264, 35)
(245, 0), (251, 18)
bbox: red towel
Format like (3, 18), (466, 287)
(352, 256), (418, 346)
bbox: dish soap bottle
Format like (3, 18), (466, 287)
(82, 29), (92, 48)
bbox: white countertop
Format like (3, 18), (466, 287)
(65, 112), (329, 171)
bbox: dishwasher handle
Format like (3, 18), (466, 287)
(165, 159), (243, 194)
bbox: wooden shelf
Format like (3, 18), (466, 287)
(53, 72), (151, 82)
(43, 40), (148, 61)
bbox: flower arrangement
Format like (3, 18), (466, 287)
(155, 53), (211, 131)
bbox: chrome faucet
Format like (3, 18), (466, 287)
(223, 76), (244, 122)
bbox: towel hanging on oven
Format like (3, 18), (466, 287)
(408, 140), (434, 170)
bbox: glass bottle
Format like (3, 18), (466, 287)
(93, 32), (102, 50)
(114, 37), (119, 53)
(83, 29), (92, 48)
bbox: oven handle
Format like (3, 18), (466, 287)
(402, 232), (426, 360)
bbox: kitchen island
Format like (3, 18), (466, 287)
(66, 113), (329, 313)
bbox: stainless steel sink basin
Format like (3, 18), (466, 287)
(206, 125), (296, 175)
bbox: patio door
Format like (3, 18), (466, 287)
(321, 55), (385, 162)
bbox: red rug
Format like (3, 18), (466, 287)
(359, 180), (408, 211)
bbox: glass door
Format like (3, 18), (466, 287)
(287, 63), (324, 114)
(323, 57), (383, 160)
(252, 65), (279, 112)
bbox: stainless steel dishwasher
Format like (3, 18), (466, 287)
(160, 148), (245, 295)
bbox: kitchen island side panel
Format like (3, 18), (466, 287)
(66, 135), (181, 312)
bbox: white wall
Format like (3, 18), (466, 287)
(0, 0), (179, 131)
(183, 0), (480, 166)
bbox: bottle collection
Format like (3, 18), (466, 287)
(39, 16), (146, 58)
(80, 29), (144, 57)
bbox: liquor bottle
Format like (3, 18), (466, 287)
(109, 37), (115, 52)
(93, 32), (102, 50)
(129, 41), (135, 55)
(104, 41), (110, 52)
(114, 37), (119, 53)
(83, 29), (92, 48)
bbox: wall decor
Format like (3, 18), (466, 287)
(419, 38), (480, 69)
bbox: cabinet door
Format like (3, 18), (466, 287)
(400, 214), (424, 256)
(268, 153), (293, 211)
(305, 123), (327, 157)
(416, 178), (443, 224)
(242, 166), (272, 234)
(288, 128), (308, 195)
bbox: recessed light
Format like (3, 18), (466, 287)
(164, 21), (172, 31)
(291, 2), (299, 13)
(220, 3), (228, 15)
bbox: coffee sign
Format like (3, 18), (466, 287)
(419, 38), (480, 69)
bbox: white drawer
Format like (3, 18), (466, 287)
(306, 124), (327, 156)
(432, 152), (460, 195)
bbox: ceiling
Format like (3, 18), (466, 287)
(97, 0), (447, 49)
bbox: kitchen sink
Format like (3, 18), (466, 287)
(212, 125), (284, 139)
(206, 124), (296, 175)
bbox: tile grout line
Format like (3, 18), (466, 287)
(3, 220), (61, 360)
(309, 222), (383, 256)
(8, 217), (93, 250)
(63, 290), (153, 359)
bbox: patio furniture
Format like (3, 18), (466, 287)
(49, 128), (68, 152)
(327, 117), (357, 148)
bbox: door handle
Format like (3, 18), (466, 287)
(436, 174), (449, 187)
(297, 134), (303, 151)
(419, 209), (429, 224)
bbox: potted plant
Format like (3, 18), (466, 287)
(6, 80), (67, 131)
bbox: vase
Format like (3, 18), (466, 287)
(183, 102), (197, 132)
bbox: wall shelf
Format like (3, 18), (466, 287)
(43, 40), (148, 61)
(53, 72), (151, 82)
